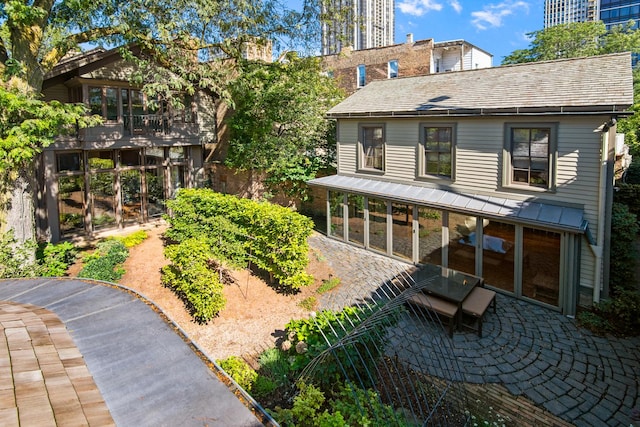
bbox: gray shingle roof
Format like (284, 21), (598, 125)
(327, 53), (634, 118)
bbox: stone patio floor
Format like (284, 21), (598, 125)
(310, 232), (640, 427)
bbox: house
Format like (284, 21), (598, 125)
(39, 47), (222, 242)
(308, 52), (634, 315)
(321, 35), (493, 95)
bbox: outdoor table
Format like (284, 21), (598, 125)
(412, 266), (482, 332)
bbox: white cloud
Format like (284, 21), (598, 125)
(397, 0), (443, 17)
(449, 0), (462, 13)
(470, 1), (529, 30)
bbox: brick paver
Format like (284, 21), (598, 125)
(310, 232), (640, 427)
(0, 302), (114, 427)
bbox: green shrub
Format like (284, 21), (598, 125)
(578, 290), (640, 336)
(0, 230), (42, 278)
(609, 202), (639, 294)
(165, 189), (314, 290)
(78, 240), (128, 282)
(272, 382), (338, 427)
(622, 161), (640, 184)
(217, 356), (258, 393)
(37, 241), (77, 277)
(282, 304), (397, 389)
(258, 348), (291, 389)
(317, 277), (340, 294)
(162, 238), (225, 322)
(109, 230), (148, 248)
(329, 384), (406, 426)
(252, 375), (278, 399)
(272, 382), (406, 427)
(78, 256), (125, 282)
(298, 296), (316, 310)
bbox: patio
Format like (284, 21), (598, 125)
(310, 233), (640, 427)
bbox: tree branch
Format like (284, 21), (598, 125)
(40, 27), (126, 70)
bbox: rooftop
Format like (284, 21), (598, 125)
(327, 52), (634, 118)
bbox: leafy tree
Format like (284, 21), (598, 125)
(0, 79), (96, 243)
(502, 21), (640, 65)
(225, 53), (344, 201)
(0, 0), (337, 243)
(503, 20), (640, 155)
(617, 67), (640, 156)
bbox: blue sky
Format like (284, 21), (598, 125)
(394, 0), (544, 64)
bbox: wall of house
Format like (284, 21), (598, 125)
(80, 59), (138, 81)
(463, 47), (492, 69)
(435, 49), (461, 72)
(336, 115), (610, 293)
(321, 40), (433, 94)
(42, 83), (69, 102)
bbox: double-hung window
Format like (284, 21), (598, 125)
(419, 124), (454, 179)
(505, 124), (556, 190)
(359, 124), (385, 172)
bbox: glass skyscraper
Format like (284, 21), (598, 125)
(322, 0), (395, 55)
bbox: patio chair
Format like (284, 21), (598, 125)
(461, 287), (496, 338)
(407, 292), (458, 338)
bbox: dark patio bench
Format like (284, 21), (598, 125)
(461, 287), (496, 338)
(407, 292), (458, 337)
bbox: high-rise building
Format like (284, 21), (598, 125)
(544, 0), (599, 28)
(322, 0), (394, 55)
(544, 0), (640, 30)
(599, 0), (640, 29)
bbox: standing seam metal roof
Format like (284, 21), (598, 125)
(308, 175), (587, 233)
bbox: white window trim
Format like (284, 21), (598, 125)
(388, 60), (399, 79)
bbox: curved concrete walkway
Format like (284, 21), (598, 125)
(310, 233), (640, 427)
(0, 278), (264, 427)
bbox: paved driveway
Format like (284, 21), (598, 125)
(0, 278), (265, 427)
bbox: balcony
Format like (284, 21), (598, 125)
(79, 114), (199, 145)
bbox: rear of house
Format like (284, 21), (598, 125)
(309, 53), (634, 315)
(39, 48), (219, 242)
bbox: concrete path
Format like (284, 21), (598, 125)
(309, 233), (640, 427)
(0, 278), (264, 427)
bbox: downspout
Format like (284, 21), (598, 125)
(590, 121), (616, 303)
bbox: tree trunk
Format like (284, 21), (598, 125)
(3, 165), (37, 243)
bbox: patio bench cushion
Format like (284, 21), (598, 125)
(407, 292), (458, 337)
(461, 287), (496, 337)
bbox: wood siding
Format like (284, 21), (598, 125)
(336, 115), (609, 291)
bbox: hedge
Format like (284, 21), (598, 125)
(165, 189), (314, 290)
(162, 237), (226, 323)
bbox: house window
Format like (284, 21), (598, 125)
(506, 125), (555, 189)
(420, 125), (454, 179)
(359, 125), (384, 171)
(89, 87), (118, 121)
(388, 60), (398, 78)
(357, 64), (366, 88)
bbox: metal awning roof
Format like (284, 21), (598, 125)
(308, 175), (588, 234)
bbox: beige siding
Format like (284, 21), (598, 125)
(81, 59), (137, 81)
(337, 121), (358, 174)
(336, 115), (609, 294)
(453, 119), (502, 193)
(42, 84), (69, 103)
(384, 121), (418, 181)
